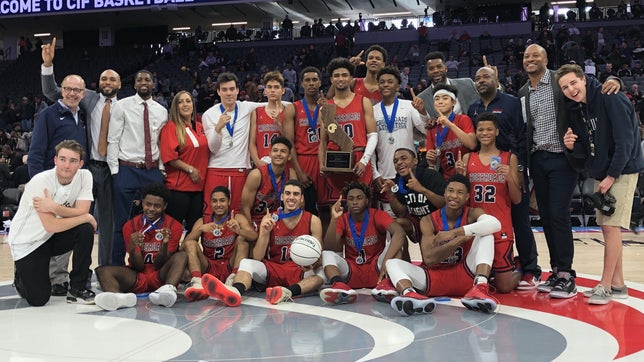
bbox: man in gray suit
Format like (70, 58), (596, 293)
(41, 38), (120, 282)
(416, 51), (480, 120)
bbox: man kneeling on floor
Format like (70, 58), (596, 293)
(384, 174), (502, 315)
(10, 140), (96, 306)
(94, 183), (187, 310)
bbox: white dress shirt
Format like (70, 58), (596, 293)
(90, 94), (117, 162)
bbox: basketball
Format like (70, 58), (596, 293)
(290, 235), (322, 266)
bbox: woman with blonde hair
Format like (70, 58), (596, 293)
(160, 91), (209, 230)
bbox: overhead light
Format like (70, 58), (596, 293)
(372, 11), (411, 17)
(551, 1), (576, 4)
(212, 22), (248, 27)
(34, 33), (51, 37)
(172, 27), (191, 31)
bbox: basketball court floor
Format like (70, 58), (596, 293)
(1, 230), (643, 361)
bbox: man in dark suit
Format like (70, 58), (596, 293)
(41, 37), (121, 271)
(518, 44), (622, 299)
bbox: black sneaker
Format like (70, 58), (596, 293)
(66, 288), (96, 304)
(536, 273), (558, 293)
(51, 282), (69, 296)
(550, 276), (577, 299)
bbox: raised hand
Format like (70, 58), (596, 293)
(41, 37), (56, 67)
(260, 208), (276, 232)
(455, 150), (466, 175)
(410, 88), (426, 114)
(482, 55), (499, 81)
(227, 210), (241, 234)
(349, 50), (365, 66)
(563, 127), (577, 150)
(405, 168), (423, 192)
(331, 195), (344, 219)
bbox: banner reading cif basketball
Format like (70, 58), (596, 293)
(0, 0), (235, 16)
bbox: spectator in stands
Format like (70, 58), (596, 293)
(17, 96), (35, 132)
(33, 95), (47, 122)
(539, 3), (551, 29)
(283, 63), (298, 93)
(400, 67), (410, 91)
(226, 24), (238, 42)
(300, 21), (312, 38)
(629, 83), (643, 104)
(589, 4), (602, 20)
(445, 55), (462, 71)
(632, 62), (643, 76)
(160, 91), (208, 233)
(617, 63), (633, 77)
(600, 63), (617, 82)
(282, 15), (294, 40)
(313, 19), (324, 37)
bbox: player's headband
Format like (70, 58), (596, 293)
(433, 89), (456, 100)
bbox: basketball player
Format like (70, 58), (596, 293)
(94, 183), (186, 310)
(201, 180), (326, 306)
(455, 113), (522, 292)
(319, 182), (406, 305)
(385, 174), (502, 316)
(327, 45), (388, 104)
(181, 186), (257, 302)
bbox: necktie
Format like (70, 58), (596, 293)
(97, 98), (111, 157)
(143, 102), (153, 170)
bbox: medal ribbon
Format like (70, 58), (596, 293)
(381, 98), (399, 133)
(440, 207), (463, 232)
(219, 103), (238, 139)
(435, 112), (456, 149)
(276, 207), (303, 221)
(142, 216), (163, 233)
(302, 100), (320, 131)
(396, 171), (417, 195)
(268, 164), (286, 199)
(211, 213), (229, 225)
(349, 210), (370, 252)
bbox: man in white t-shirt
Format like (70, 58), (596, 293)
(10, 140), (97, 306)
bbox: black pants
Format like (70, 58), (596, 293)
(166, 189), (204, 232)
(512, 169), (541, 277)
(14, 223), (94, 306)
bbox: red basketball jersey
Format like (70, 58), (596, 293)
(266, 211), (313, 263)
(353, 78), (382, 104)
(123, 214), (183, 273)
(336, 208), (391, 263)
(293, 100), (321, 156)
(255, 107), (283, 160)
(327, 95), (367, 150)
(425, 113), (475, 180)
(251, 164), (289, 223)
(428, 207), (472, 269)
(466, 151), (514, 241)
(200, 214), (237, 261)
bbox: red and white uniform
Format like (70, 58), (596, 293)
(466, 151), (515, 272)
(200, 214), (237, 280)
(160, 117), (209, 192)
(123, 214), (183, 293)
(262, 211), (314, 287)
(421, 207), (475, 297)
(293, 100), (326, 203)
(354, 78), (382, 104)
(254, 107), (283, 161)
(425, 113), (474, 180)
(250, 164), (290, 224)
(336, 208), (391, 288)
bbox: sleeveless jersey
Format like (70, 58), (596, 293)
(327, 95), (367, 151)
(251, 164), (289, 223)
(354, 78), (382, 104)
(255, 106), (283, 161)
(336, 208), (391, 264)
(123, 214), (183, 273)
(200, 214), (237, 261)
(425, 113), (475, 180)
(266, 211), (313, 263)
(428, 207), (472, 270)
(466, 151), (514, 241)
(293, 100), (321, 155)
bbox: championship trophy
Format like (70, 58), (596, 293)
(320, 104), (355, 173)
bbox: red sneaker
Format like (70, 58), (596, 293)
(390, 291), (436, 316)
(185, 277), (210, 302)
(461, 283), (499, 314)
(370, 278), (399, 303)
(516, 273), (540, 291)
(265, 286), (292, 305)
(319, 282), (357, 305)
(202, 274), (241, 307)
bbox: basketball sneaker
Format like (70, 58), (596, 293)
(202, 274), (242, 307)
(461, 284), (499, 314)
(536, 273), (559, 293)
(390, 291), (436, 316)
(516, 273), (540, 291)
(185, 277), (210, 302)
(66, 287), (96, 305)
(149, 284), (178, 307)
(52, 282), (69, 296)
(265, 286), (293, 304)
(549, 273), (577, 299)
(95, 292), (137, 311)
(370, 278), (399, 303)
(319, 282), (357, 305)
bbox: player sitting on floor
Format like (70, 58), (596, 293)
(94, 183), (186, 311)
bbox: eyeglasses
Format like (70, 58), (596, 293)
(62, 87), (85, 94)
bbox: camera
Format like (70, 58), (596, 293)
(585, 191), (616, 216)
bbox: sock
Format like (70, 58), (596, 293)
(233, 283), (246, 295)
(474, 275), (488, 285)
(402, 287), (415, 295)
(191, 271), (202, 278)
(287, 284), (302, 297)
(330, 276), (343, 285)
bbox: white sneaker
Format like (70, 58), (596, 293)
(95, 292), (137, 311)
(149, 284), (178, 307)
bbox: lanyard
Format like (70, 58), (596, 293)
(275, 207), (303, 221)
(381, 98), (399, 133)
(579, 104), (596, 156)
(268, 164), (286, 199)
(211, 213), (229, 225)
(302, 100), (320, 131)
(440, 207), (462, 231)
(142, 216), (163, 233)
(349, 210), (370, 252)
(396, 171), (416, 195)
(219, 103), (238, 139)
(435, 112), (456, 149)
